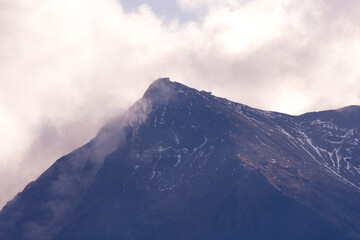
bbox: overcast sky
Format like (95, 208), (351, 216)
(1, 0), (360, 208)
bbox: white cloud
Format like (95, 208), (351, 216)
(177, 0), (239, 12)
(1, 0), (360, 207)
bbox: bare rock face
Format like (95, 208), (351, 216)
(1, 78), (360, 240)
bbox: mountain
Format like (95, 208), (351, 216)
(1, 78), (360, 240)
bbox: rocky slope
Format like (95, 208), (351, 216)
(1, 78), (360, 240)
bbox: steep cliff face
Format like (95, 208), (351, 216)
(1, 78), (360, 240)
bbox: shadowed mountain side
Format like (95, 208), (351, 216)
(1, 78), (359, 240)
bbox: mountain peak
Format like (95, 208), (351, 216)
(153, 77), (171, 84)
(143, 77), (176, 102)
(1, 79), (360, 240)
(143, 78), (214, 103)
(143, 77), (194, 105)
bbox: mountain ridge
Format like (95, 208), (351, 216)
(1, 78), (360, 240)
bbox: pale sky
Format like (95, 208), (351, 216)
(120, 0), (197, 22)
(1, 0), (360, 208)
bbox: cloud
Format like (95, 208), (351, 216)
(177, 0), (239, 12)
(1, 0), (360, 208)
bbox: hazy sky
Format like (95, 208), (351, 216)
(1, 0), (360, 207)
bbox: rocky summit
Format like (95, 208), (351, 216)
(1, 78), (360, 240)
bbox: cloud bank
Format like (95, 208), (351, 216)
(1, 0), (360, 207)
